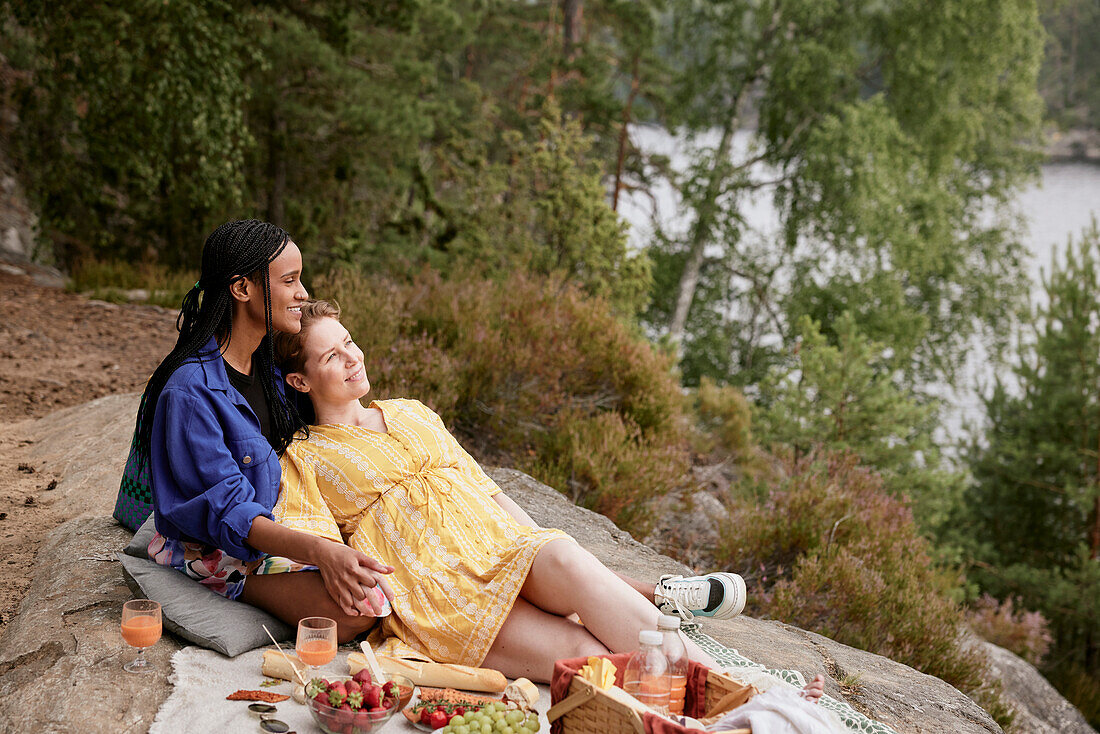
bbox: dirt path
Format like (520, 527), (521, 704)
(0, 264), (177, 635)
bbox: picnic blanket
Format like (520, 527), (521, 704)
(150, 645), (552, 733)
(682, 624), (900, 734)
(152, 630), (899, 734)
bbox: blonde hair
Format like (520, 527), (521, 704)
(273, 299), (341, 375)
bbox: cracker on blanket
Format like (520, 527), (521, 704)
(403, 687), (503, 724)
(226, 689), (290, 703)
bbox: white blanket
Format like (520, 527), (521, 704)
(708, 687), (844, 733)
(151, 646), (551, 734)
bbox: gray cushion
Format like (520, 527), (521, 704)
(125, 515), (158, 559)
(118, 539), (293, 657)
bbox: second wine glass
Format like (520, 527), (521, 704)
(121, 599), (162, 673)
(296, 616), (337, 674)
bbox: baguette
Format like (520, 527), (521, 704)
(347, 652), (507, 693)
(261, 649), (308, 682)
(503, 677), (539, 707)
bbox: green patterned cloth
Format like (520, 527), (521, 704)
(682, 624), (900, 734)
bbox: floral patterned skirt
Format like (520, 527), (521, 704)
(148, 531), (317, 600)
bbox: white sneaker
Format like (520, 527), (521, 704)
(654, 573), (747, 622)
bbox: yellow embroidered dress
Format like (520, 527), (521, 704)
(275, 398), (570, 666)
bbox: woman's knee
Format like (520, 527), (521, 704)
(536, 540), (596, 584)
(335, 613), (378, 643)
(562, 630), (609, 661)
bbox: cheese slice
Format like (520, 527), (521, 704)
(577, 656), (616, 689)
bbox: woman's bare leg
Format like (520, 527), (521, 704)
(240, 570), (379, 643)
(517, 539), (719, 667)
(481, 596), (609, 682)
(615, 572), (657, 602)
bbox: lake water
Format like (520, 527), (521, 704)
(619, 127), (1100, 445)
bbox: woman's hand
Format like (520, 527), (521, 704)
(312, 539), (395, 617)
(246, 516), (394, 617)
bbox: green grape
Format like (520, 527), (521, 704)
(506, 710), (524, 724)
(455, 726), (470, 734)
(492, 711), (506, 723)
(501, 727), (514, 734)
(451, 714), (466, 726)
(518, 727), (532, 734)
(481, 724), (492, 734)
(493, 702), (507, 712)
(527, 718), (541, 732)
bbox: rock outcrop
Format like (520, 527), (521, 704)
(0, 394), (1093, 733)
(977, 638), (1095, 734)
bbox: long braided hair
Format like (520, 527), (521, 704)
(134, 219), (305, 465)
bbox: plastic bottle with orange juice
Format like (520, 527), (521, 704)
(623, 629), (671, 714)
(657, 614), (689, 715)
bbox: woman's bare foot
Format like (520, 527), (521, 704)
(800, 674), (825, 703)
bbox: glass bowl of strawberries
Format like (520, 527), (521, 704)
(305, 670), (414, 734)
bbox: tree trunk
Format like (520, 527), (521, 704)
(1092, 423), (1099, 559)
(266, 110), (287, 227)
(611, 54), (640, 213)
(668, 120), (736, 353)
(562, 0), (582, 60)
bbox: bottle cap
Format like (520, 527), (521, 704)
(657, 614), (681, 630)
(639, 629), (663, 646)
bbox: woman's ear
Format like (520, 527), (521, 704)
(228, 275), (252, 304)
(285, 371), (309, 393)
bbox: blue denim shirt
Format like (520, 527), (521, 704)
(150, 338), (283, 561)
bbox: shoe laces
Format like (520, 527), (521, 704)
(656, 574), (707, 622)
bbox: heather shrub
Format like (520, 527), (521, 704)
(691, 377), (753, 458)
(719, 451), (1005, 719)
(316, 267), (689, 535)
(716, 452), (921, 581)
(530, 409), (688, 533)
(967, 595), (1052, 666)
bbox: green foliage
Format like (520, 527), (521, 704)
(1038, 0), (1100, 127)
(418, 106), (653, 316)
(754, 313), (940, 498)
(318, 268), (688, 535)
(4, 0), (253, 263)
(718, 451), (1008, 722)
(967, 220), (1100, 568)
(965, 220), (1100, 721)
(67, 258), (197, 309)
(647, 0), (1044, 391)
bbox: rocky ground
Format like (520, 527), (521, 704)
(0, 263), (176, 633)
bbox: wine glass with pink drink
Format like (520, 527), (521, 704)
(296, 616), (338, 674)
(121, 599), (162, 673)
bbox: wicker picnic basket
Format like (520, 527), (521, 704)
(547, 653), (758, 734)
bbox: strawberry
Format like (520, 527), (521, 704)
(329, 681), (348, 695)
(352, 709), (373, 731)
(345, 691), (364, 710)
(352, 668), (372, 686)
(381, 680), (396, 695)
(346, 679), (362, 695)
(363, 684), (381, 708)
(327, 689), (347, 708)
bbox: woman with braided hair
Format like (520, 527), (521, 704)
(134, 219), (393, 641)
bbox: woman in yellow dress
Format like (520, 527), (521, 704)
(270, 301), (797, 688)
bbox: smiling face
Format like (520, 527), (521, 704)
(241, 240), (308, 334)
(284, 316), (369, 405)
